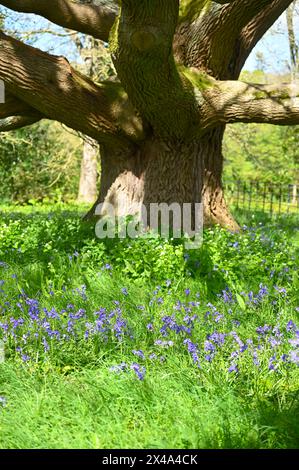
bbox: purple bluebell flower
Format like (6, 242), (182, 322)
(289, 336), (299, 348)
(132, 350), (145, 360)
(221, 289), (233, 304)
(274, 286), (287, 296)
(207, 331), (226, 346)
(110, 362), (128, 373)
(42, 337), (49, 352)
(121, 288), (128, 296)
(21, 354), (30, 362)
(130, 363), (146, 380)
(252, 352), (260, 367)
(268, 355), (277, 371)
(289, 351), (299, 364)
(268, 336), (281, 348)
(281, 354), (288, 363)
(256, 325), (271, 335)
(149, 353), (157, 360)
(228, 363), (239, 373)
(204, 341), (216, 353)
(286, 320), (297, 332)
(258, 284), (269, 300)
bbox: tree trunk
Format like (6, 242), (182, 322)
(292, 183), (298, 205)
(77, 138), (99, 204)
(85, 132), (238, 231)
(201, 126), (239, 231)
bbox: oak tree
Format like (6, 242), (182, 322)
(0, 0), (298, 229)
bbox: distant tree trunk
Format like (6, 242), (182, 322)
(77, 137), (98, 204)
(292, 183), (298, 205)
(287, 1), (299, 79)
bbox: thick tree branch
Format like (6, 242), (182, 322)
(236, 0), (294, 74)
(0, 92), (40, 118)
(0, 114), (41, 131)
(0, 0), (117, 42)
(175, 1), (293, 79)
(0, 31), (144, 147)
(201, 80), (299, 128)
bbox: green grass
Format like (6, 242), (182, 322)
(0, 203), (298, 449)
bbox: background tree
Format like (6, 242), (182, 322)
(74, 33), (114, 203)
(0, 0), (299, 230)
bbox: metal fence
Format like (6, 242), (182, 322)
(223, 181), (299, 214)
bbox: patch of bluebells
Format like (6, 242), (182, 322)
(0, 290), (131, 362)
(0, 278), (298, 379)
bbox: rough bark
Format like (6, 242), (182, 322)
(0, 114), (41, 131)
(200, 126), (235, 230)
(0, 31), (143, 148)
(286, 2), (299, 78)
(86, 136), (203, 233)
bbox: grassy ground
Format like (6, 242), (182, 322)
(0, 203), (298, 449)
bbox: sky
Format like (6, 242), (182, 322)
(1, 6), (299, 76)
(244, 10), (299, 74)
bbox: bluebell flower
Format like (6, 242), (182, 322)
(258, 284), (269, 300)
(110, 362), (128, 373)
(228, 363), (239, 373)
(21, 354), (30, 362)
(42, 337), (49, 352)
(132, 350), (145, 360)
(268, 355), (277, 371)
(286, 320), (297, 332)
(256, 325), (271, 335)
(130, 363), (146, 380)
(149, 353), (157, 360)
(183, 338), (197, 353)
(204, 354), (213, 362)
(121, 288), (128, 296)
(204, 341), (216, 353)
(252, 352), (260, 367)
(289, 336), (299, 348)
